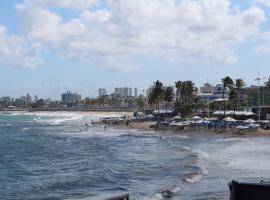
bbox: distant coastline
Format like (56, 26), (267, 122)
(1, 108), (135, 113)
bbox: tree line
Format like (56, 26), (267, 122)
(147, 76), (247, 117)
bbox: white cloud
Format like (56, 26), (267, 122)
(7, 0), (268, 71)
(22, 0), (97, 10)
(0, 25), (42, 68)
(253, 0), (270, 7)
(255, 31), (270, 54)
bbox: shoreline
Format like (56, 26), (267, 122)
(102, 121), (270, 138)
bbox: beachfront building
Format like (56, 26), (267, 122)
(2, 96), (11, 103)
(61, 91), (81, 107)
(213, 84), (229, 98)
(134, 88), (138, 98)
(200, 83), (214, 94)
(98, 88), (107, 97)
(26, 93), (32, 105)
(243, 85), (270, 107)
(34, 95), (38, 103)
(114, 87), (132, 98)
(197, 93), (217, 103)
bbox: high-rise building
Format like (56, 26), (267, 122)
(2, 96), (11, 102)
(61, 91), (81, 106)
(20, 96), (26, 103)
(114, 87), (131, 98)
(34, 95), (38, 102)
(26, 93), (32, 104)
(98, 88), (107, 97)
(134, 88), (138, 98)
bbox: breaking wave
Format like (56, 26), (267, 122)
(142, 186), (180, 200)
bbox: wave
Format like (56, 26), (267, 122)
(192, 150), (209, 159)
(182, 148), (209, 184)
(141, 186), (180, 200)
(160, 186), (180, 198)
(183, 171), (202, 183)
(33, 115), (84, 125)
(181, 146), (191, 151)
(141, 193), (164, 200)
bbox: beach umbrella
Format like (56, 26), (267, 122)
(244, 118), (256, 123)
(209, 117), (218, 121)
(223, 117), (237, 122)
(173, 116), (182, 120)
(202, 120), (210, 124)
(245, 111), (256, 116)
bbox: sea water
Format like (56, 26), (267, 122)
(1, 112), (270, 200)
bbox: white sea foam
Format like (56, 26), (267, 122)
(183, 172), (202, 183)
(181, 146), (191, 151)
(169, 185), (180, 193)
(192, 150), (209, 159)
(200, 167), (208, 175)
(141, 193), (164, 200)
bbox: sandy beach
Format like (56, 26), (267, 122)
(103, 121), (270, 138)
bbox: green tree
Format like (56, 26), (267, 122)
(229, 89), (237, 113)
(222, 76), (234, 116)
(175, 81), (182, 101)
(174, 80), (196, 117)
(164, 86), (174, 115)
(148, 80), (165, 113)
(136, 98), (145, 112)
(235, 79), (245, 111)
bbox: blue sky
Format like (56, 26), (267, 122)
(1, 0), (270, 100)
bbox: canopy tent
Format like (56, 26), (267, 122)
(213, 111), (256, 116)
(244, 118), (256, 123)
(153, 109), (174, 114)
(223, 117), (237, 122)
(172, 116), (182, 120)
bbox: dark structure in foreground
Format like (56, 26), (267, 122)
(67, 193), (129, 200)
(229, 180), (270, 200)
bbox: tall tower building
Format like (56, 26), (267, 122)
(99, 88), (107, 97)
(134, 88), (138, 98)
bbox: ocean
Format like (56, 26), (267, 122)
(1, 112), (270, 200)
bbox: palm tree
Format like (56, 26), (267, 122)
(175, 81), (182, 101)
(136, 98), (145, 112)
(235, 79), (245, 111)
(174, 80), (196, 117)
(222, 76), (234, 116)
(229, 89), (237, 114)
(164, 87), (174, 115)
(148, 80), (164, 113)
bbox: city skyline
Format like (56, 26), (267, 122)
(1, 0), (270, 99)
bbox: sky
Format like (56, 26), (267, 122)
(1, 0), (270, 100)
